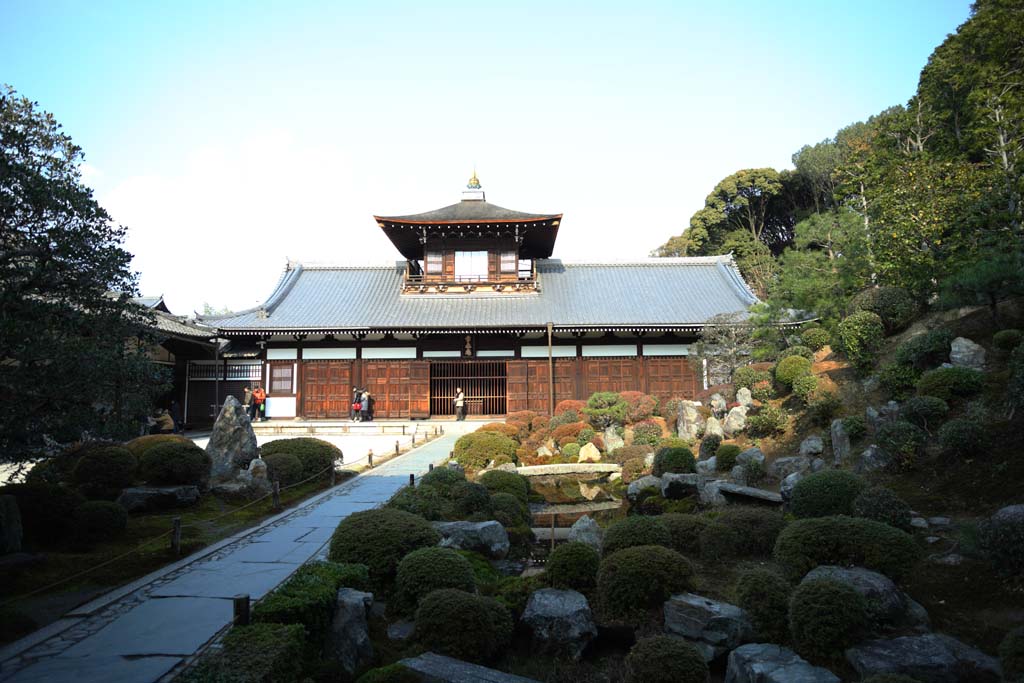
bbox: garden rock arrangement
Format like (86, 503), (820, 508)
(522, 588), (597, 660)
(801, 566), (929, 633)
(664, 592), (753, 661)
(206, 395), (258, 481)
(726, 644), (840, 683)
(433, 520), (510, 558)
(325, 588), (374, 677)
(566, 515), (602, 551)
(950, 336), (985, 370)
(845, 633), (1001, 682)
(116, 485), (201, 512)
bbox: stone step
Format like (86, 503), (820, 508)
(515, 463), (621, 477)
(400, 652), (541, 682)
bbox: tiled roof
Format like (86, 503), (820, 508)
(375, 200), (559, 224)
(198, 256), (759, 334)
(151, 310), (217, 340)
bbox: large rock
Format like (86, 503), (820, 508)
(576, 443), (601, 463)
(626, 475), (661, 502)
(717, 483), (783, 506)
(950, 337), (985, 371)
(676, 401), (705, 441)
(400, 653), (541, 683)
(207, 396), (258, 481)
(855, 445), (891, 473)
(803, 566), (929, 633)
(603, 426), (625, 452)
(726, 643), (840, 683)
(117, 486), (201, 513)
(699, 480), (727, 507)
(768, 456), (810, 480)
(799, 435), (824, 458)
(736, 448), (765, 468)
(704, 416), (725, 439)
(710, 393), (728, 418)
(991, 503), (1024, 526)
(661, 473), (702, 500)
(696, 457), (718, 475)
(723, 406), (748, 437)
(0, 495), (23, 554)
(665, 593), (753, 661)
(522, 589), (597, 660)
(845, 633), (1001, 683)
(325, 588), (373, 676)
(433, 520), (509, 558)
(780, 472), (803, 503)
(567, 515), (602, 552)
(736, 387), (753, 408)
(830, 418), (851, 464)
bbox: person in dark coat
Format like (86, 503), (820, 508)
(360, 389), (371, 422)
(454, 387), (466, 421)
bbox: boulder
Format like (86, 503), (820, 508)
(536, 445), (554, 458)
(717, 483), (783, 505)
(726, 643), (840, 683)
(855, 445), (891, 473)
(736, 448), (765, 468)
(810, 458), (827, 472)
(626, 475), (662, 502)
(730, 465), (747, 486)
(799, 435), (824, 458)
(433, 520), (510, 558)
(723, 406), (748, 437)
(699, 480), (727, 507)
(400, 653), (541, 683)
(676, 401), (705, 441)
(664, 592), (753, 661)
(710, 393), (728, 418)
(0, 495), (23, 554)
(576, 443), (601, 463)
(780, 472), (803, 503)
(248, 457), (268, 481)
(578, 482), (603, 501)
(567, 515), (603, 552)
(117, 486), (201, 513)
(696, 457), (717, 475)
(768, 456), (810, 480)
(830, 419), (851, 464)
(495, 462), (518, 472)
(446, 461), (464, 475)
(704, 416), (725, 439)
(522, 588), (597, 661)
(325, 588), (373, 677)
(950, 337), (985, 371)
(386, 619), (414, 642)
(661, 473), (702, 500)
(866, 402), (901, 432)
(736, 387), (754, 408)
(803, 566), (929, 633)
(603, 426), (624, 452)
(845, 633), (1001, 683)
(992, 503), (1024, 526)
(207, 396), (258, 481)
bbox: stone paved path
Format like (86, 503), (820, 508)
(0, 434), (459, 683)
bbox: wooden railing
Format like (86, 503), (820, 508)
(403, 263), (538, 293)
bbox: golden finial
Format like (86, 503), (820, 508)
(467, 168), (481, 189)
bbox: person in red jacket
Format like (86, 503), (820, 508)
(252, 384), (267, 422)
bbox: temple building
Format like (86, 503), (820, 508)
(192, 175), (759, 423)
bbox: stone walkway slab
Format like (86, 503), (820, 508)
(8, 655), (181, 683)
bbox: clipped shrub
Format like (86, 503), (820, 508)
(494, 573), (547, 618)
(747, 405), (787, 436)
(657, 436), (694, 451)
(790, 578), (869, 661)
(895, 328), (954, 369)
(263, 452), (303, 486)
(790, 469), (867, 518)
(802, 327), (831, 351)
(414, 589), (512, 663)
(491, 492), (530, 528)
(1000, 626), (1024, 683)
(355, 664), (419, 683)
(778, 345), (814, 361)
(698, 434), (722, 461)
(139, 440), (211, 486)
(73, 500), (128, 542)
(24, 452), (81, 486)
(850, 286), (917, 334)
(659, 513), (709, 555)
(597, 546), (695, 622)
(916, 366), (985, 401)
(620, 457), (649, 484)
(735, 568), (791, 644)
(994, 329), (1024, 351)
(699, 507), (786, 561)
(506, 410), (538, 427)
(551, 421), (587, 444)
(744, 459), (767, 486)
(775, 355), (813, 388)
(394, 547), (476, 614)
(852, 486), (912, 531)
(937, 418), (989, 459)
(624, 636), (708, 683)
(791, 373), (819, 404)
(879, 362), (920, 400)
(603, 515), (671, 555)
(546, 541), (600, 593)
(715, 444), (742, 471)
(900, 396), (949, 431)
(125, 434), (191, 459)
(0, 483), (86, 545)
(477, 469), (529, 503)
(549, 409), (582, 429)
(774, 516), (920, 581)
(751, 379), (775, 402)
(448, 481), (493, 518)
(631, 420), (663, 447)
(478, 422), (521, 441)
(72, 446), (137, 498)
(584, 391), (628, 428)
(841, 415), (867, 440)
(328, 508), (440, 586)
(978, 510), (1024, 578)
(607, 444), (653, 466)
(261, 437), (340, 480)
(561, 442), (581, 459)
(576, 426), (596, 446)
(875, 420), (927, 471)
(182, 623), (306, 683)
(733, 366), (773, 390)
(419, 466), (466, 494)
(838, 310), (885, 370)
(620, 391), (659, 423)
(652, 446), (695, 477)
(388, 485), (445, 520)
(554, 399), (587, 415)
(453, 432), (518, 470)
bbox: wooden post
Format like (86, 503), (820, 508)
(171, 517), (182, 555)
(330, 467), (336, 486)
(395, 439), (400, 456)
(409, 473), (415, 487)
(549, 513), (556, 552)
(428, 463), (434, 471)
(368, 450), (374, 468)
(272, 480), (281, 511)
(233, 594), (251, 626)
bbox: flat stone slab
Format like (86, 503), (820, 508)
(515, 463), (620, 476)
(150, 560), (297, 599)
(400, 652), (541, 682)
(62, 597), (231, 657)
(7, 654), (181, 683)
(717, 482), (783, 504)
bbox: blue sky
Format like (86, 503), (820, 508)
(2, 0), (972, 314)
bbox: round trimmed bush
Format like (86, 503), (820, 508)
(73, 500), (128, 542)
(790, 578), (869, 661)
(790, 469), (867, 518)
(978, 510), (1024, 578)
(604, 444), (653, 465)
(660, 514), (710, 555)
(853, 486), (912, 531)
(260, 437), (340, 480)
(561, 442), (581, 459)
(620, 457), (648, 484)
(624, 636), (708, 683)
(394, 547), (476, 614)
(328, 508), (440, 586)
(778, 345), (814, 361)
(895, 328), (954, 369)
(900, 396), (949, 431)
(477, 469), (529, 503)
(916, 366), (985, 402)
(802, 327), (831, 351)
(1000, 626), (1024, 683)
(994, 329), (1023, 351)
(546, 541), (600, 592)
(791, 373), (819, 403)
(715, 444), (741, 471)
(139, 441), (211, 486)
(414, 589), (512, 663)
(387, 485), (445, 520)
(597, 545), (695, 622)
(72, 446), (137, 498)
(875, 421), (927, 471)
(735, 568), (791, 644)
(937, 418), (989, 459)
(448, 481), (493, 518)
(490, 492), (530, 527)
(0, 483), (86, 545)
(879, 362), (921, 400)
(652, 446), (695, 477)
(263, 452), (303, 486)
(775, 355), (813, 388)
(698, 434), (721, 461)
(632, 420), (663, 447)
(850, 286), (917, 334)
(733, 366), (773, 390)
(602, 516), (671, 555)
(577, 426), (596, 446)
(419, 466), (466, 494)
(747, 405), (788, 436)
(355, 664), (419, 683)
(704, 507), (786, 559)
(838, 310), (885, 370)
(125, 434), (191, 459)
(751, 379), (775, 402)
(453, 432), (518, 470)
(773, 516), (920, 581)
(477, 422), (521, 441)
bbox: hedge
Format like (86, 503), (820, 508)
(596, 545), (695, 623)
(260, 438), (340, 480)
(852, 486), (912, 531)
(73, 500), (128, 543)
(735, 568), (792, 644)
(181, 623), (306, 683)
(419, 466), (466, 493)
(978, 510), (1024, 578)
(490, 492), (531, 528)
(698, 507), (786, 560)
(790, 469), (868, 518)
(659, 513), (709, 555)
(394, 547), (476, 614)
(875, 421), (927, 472)
(263, 452), (303, 486)
(937, 418), (989, 459)
(453, 432), (518, 470)
(790, 578), (869, 662)
(624, 636), (708, 683)
(328, 509), (440, 586)
(773, 516), (920, 581)
(602, 516), (671, 555)
(916, 366), (985, 402)
(448, 481), (493, 518)
(125, 434), (192, 459)
(477, 422), (521, 441)
(72, 446), (137, 498)
(0, 483), (86, 545)
(900, 396), (949, 431)
(879, 362), (921, 400)
(778, 345), (814, 361)
(545, 541), (600, 593)
(651, 446), (695, 477)
(414, 589), (512, 663)
(139, 441), (211, 486)
(387, 485), (445, 520)
(894, 328), (953, 369)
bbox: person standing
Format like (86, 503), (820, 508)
(242, 387), (254, 421)
(454, 387), (466, 421)
(253, 384), (267, 422)
(360, 389), (371, 422)
(350, 386), (360, 421)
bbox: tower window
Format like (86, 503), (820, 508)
(454, 251), (488, 282)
